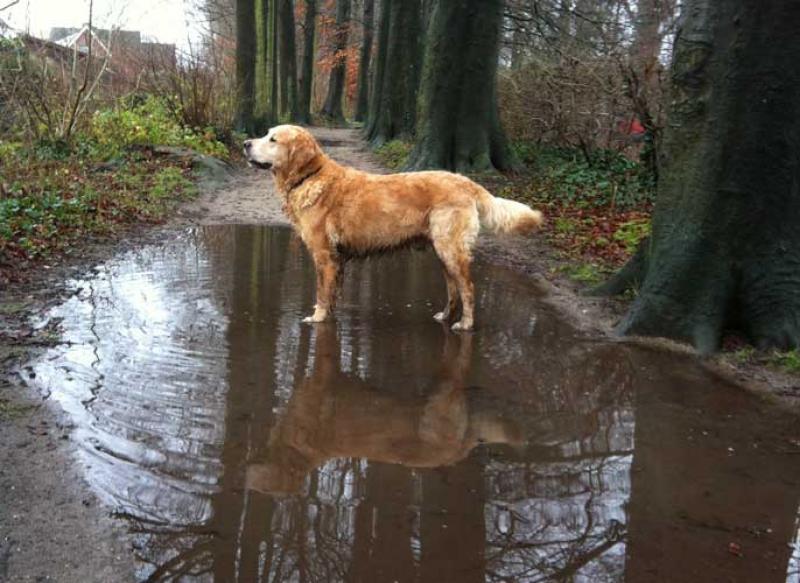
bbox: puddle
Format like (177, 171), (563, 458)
(30, 225), (800, 582)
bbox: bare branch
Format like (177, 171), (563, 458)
(0, 0), (20, 12)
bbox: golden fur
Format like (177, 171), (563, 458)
(244, 125), (543, 330)
(245, 325), (522, 495)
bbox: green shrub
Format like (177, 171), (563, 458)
(87, 96), (227, 160)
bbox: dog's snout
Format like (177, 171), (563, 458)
(243, 139), (253, 151)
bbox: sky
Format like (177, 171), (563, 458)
(2, 0), (198, 47)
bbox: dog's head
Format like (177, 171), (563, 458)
(243, 125), (324, 182)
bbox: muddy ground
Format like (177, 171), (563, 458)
(1, 127), (798, 582)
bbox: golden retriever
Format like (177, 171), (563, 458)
(244, 125), (543, 330)
(245, 324), (522, 494)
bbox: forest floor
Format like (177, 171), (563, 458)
(0, 126), (798, 581)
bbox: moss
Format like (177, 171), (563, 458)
(374, 140), (413, 170)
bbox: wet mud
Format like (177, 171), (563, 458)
(28, 225), (800, 582)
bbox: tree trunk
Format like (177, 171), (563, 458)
(235, 0), (257, 132)
(365, 0), (422, 145)
(613, 0), (800, 353)
(406, 0), (517, 172)
(298, 0), (317, 124)
(269, 0), (279, 123)
(364, 0), (391, 139)
(320, 0), (351, 122)
(278, 0), (299, 120)
(354, 0), (374, 122)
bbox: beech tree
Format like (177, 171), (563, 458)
(603, 0), (800, 352)
(235, 0), (257, 131)
(297, 0), (317, 124)
(365, 0), (422, 145)
(319, 0), (351, 122)
(406, 0), (516, 172)
(354, 0), (374, 122)
(278, 0), (299, 120)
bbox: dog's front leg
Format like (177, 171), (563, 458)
(304, 249), (340, 323)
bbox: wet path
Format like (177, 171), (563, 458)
(30, 225), (800, 582)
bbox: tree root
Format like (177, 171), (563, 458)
(588, 239), (649, 297)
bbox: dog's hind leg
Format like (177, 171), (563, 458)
(431, 208), (479, 331)
(447, 253), (475, 331)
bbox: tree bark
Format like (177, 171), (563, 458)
(353, 0), (374, 122)
(365, 0), (422, 145)
(298, 0), (317, 124)
(269, 0), (279, 123)
(406, 0), (517, 172)
(278, 0), (299, 120)
(364, 0), (391, 139)
(320, 0), (351, 122)
(613, 0), (800, 353)
(235, 0), (257, 132)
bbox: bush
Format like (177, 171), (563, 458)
(87, 96), (228, 160)
(518, 143), (655, 209)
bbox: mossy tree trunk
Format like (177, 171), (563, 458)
(235, 0), (257, 132)
(353, 0), (374, 122)
(406, 0), (516, 172)
(269, 0), (279, 124)
(278, 0), (299, 120)
(611, 0), (800, 353)
(364, 0), (422, 145)
(320, 0), (351, 123)
(297, 0), (317, 124)
(364, 0), (390, 139)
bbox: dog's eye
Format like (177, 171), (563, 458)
(269, 136), (277, 143)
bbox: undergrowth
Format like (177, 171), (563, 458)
(481, 142), (655, 269)
(374, 140), (412, 171)
(0, 96), (225, 282)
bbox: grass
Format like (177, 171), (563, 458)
(554, 262), (609, 286)
(723, 344), (800, 377)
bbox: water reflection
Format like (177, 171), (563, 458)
(246, 327), (523, 494)
(30, 226), (800, 582)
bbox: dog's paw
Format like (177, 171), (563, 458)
(433, 311), (449, 322)
(302, 314), (327, 323)
(451, 320), (473, 331)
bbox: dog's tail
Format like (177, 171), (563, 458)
(476, 189), (544, 236)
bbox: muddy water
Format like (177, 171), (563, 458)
(30, 225), (800, 582)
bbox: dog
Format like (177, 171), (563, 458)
(245, 324), (523, 495)
(244, 125), (543, 330)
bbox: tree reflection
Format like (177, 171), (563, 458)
(50, 226), (799, 583)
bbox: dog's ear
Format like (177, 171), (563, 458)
(286, 132), (323, 187)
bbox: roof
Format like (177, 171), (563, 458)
(51, 24), (111, 56)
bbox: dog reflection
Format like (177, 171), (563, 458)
(246, 325), (522, 495)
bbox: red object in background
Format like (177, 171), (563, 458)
(621, 117), (646, 136)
